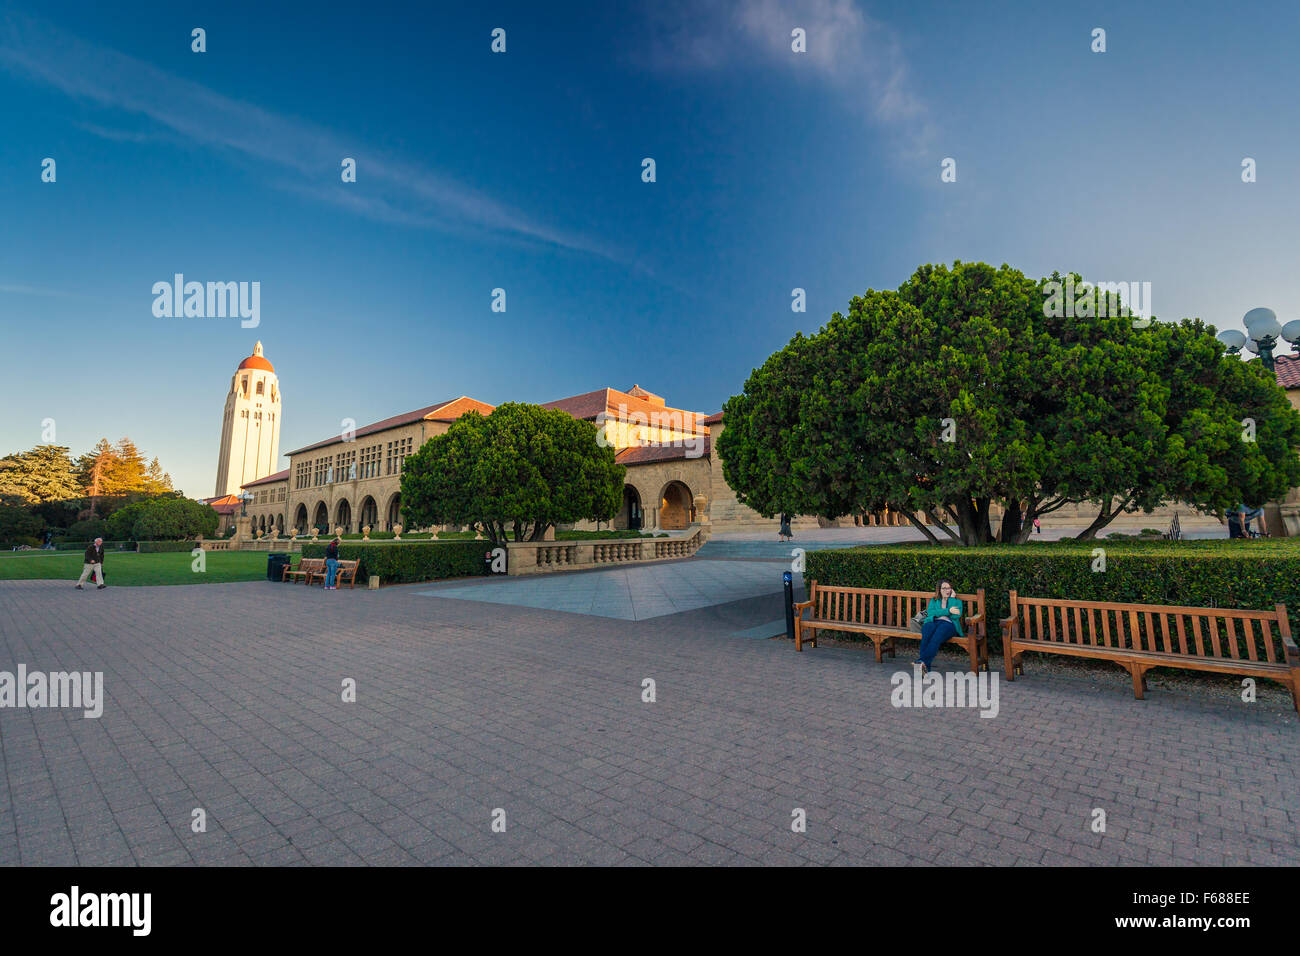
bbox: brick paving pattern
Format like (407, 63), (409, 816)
(1, 567), (1297, 866)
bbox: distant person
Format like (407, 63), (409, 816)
(915, 580), (963, 673)
(1227, 504), (1245, 539)
(1033, 517), (1041, 535)
(778, 513), (793, 542)
(1243, 505), (1266, 538)
(43, 530), (54, 550)
(75, 537), (106, 590)
(324, 537), (340, 590)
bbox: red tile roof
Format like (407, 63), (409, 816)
(201, 494), (242, 514)
(1275, 354), (1300, 389)
(542, 387), (709, 435)
(285, 397), (494, 456)
(702, 411), (724, 425)
(241, 469), (290, 489)
(615, 438), (712, 466)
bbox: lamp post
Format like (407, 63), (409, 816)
(239, 491), (253, 517)
(1216, 308), (1300, 374)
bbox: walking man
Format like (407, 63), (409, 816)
(76, 537), (106, 590)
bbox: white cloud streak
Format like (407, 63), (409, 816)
(637, 0), (935, 159)
(0, 12), (622, 261)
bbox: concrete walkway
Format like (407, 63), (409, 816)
(0, 562), (1296, 866)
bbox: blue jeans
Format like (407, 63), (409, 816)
(918, 617), (958, 667)
(325, 558), (339, 587)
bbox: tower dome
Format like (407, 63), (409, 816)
(237, 341), (275, 373)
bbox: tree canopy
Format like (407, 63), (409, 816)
(401, 402), (626, 544)
(718, 261), (1300, 545)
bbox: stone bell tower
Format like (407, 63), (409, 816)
(214, 341), (281, 497)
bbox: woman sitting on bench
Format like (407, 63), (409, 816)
(916, 580), (964, 672)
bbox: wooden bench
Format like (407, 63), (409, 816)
(1001, 591), (1300, 714)
(793, 582), (989, 673)
(318, 559), (359, 589)
(282, 558), (325, 584)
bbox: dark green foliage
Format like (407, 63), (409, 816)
(105, 495), (219, 541)
(299, 541), (488, 583)
(0, 503), (45, 546)
(719, 261), (1300, 545)
(401, 402), (625, 544)
(136, 540), (201, 553)
(804, 540), (1300, 649)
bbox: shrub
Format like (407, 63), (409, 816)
(299, 541), (488, 583)
(803, 539), (1300, 650)
(65, 517), (107, 540)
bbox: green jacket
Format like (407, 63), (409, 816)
(924, 596), (963, 625)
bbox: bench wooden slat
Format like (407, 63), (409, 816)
(1003, 593), (1298, 718)
(794, 581), (989, 673)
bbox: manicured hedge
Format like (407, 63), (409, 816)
(55, 540), (131, 551)
(803, 539), (1300, 650)
(137, 540), (203, 553)
(299, 541), (489, 584)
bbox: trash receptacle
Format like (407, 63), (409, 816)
(267, 552), (291, 582)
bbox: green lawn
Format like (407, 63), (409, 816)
(0, 549), (272, 586)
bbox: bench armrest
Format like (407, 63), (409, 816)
(964, 611), (985, 629)
(792, 599), (814, 612)
(1000, 615), (1018, 638)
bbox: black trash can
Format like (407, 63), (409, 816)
(267, 552), (291, 582)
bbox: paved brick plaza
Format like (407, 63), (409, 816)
(1, 559), (1298, 866)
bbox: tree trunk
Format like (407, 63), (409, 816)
(923, 509), (962, 542)
(1074, 496), (1133, 541)
(901, 510), (941, 544)
(999, 499), (1022, 543)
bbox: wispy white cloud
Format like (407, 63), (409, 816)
(0, 12), (622, 262)
(635, 0), (935, 159)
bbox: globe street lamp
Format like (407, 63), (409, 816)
(1217, 308), (1300, 373)
(239, 491), (253, 517)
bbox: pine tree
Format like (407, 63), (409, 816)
(0, 445), (83, 504)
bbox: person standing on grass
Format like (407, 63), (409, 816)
(778, 513), (793, 542)
(324, 537), (340, 590)
(75, 537), (106, 590)
(914, 580), (963, 673)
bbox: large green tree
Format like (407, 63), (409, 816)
(401, 403), (625, 544)
(719, 261), (1300, 545)
(0, 445), (83, 504)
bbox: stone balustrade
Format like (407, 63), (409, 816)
(505, 526), (707, 576)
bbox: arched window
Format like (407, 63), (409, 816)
(256, 381), (264, 395)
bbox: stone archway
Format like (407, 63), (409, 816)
(658, 480), (694, 530)
(385, 493), (402, 531)
(312, 501), (328, 533)
(335, 498), (353, 533)
(616, 485), (643, 531)
(359, 496), (378, 531)
(294, 504), (308, 533)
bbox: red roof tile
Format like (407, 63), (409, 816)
(615, 437), (712, 466)
(1275, 354), (1300, 389)
(241, 469), (290, 489)
(285, 397), (493, 456)
(542, 386), (709, 435)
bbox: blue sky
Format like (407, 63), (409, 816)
(2, 0), (1299, 497)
